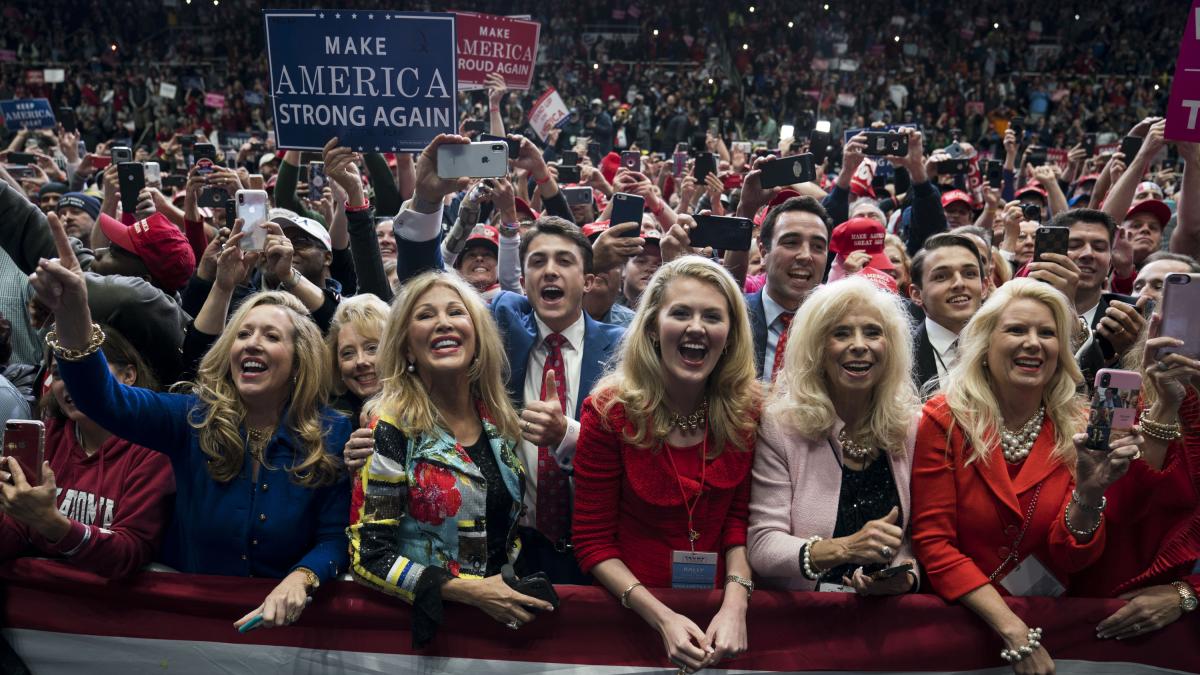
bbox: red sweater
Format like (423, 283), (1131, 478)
(572, 397), (754, 588)
(0, 417), (175, 579)
(1068, 389), (1200, 597)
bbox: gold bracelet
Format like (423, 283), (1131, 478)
(45, 324), (105, 362)
(1139, 410), (1182, 441)
(620, 581), (644, 609)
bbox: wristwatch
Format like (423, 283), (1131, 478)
(725, 574), (754, 599)
(1071, 315), (1091, 352)
(296, 567), (320, 591)
(1171, 581), (1198, 613)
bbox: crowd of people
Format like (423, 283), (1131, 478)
(1, 2), (1198, 674)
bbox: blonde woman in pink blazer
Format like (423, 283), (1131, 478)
(748, 277), (922, 594)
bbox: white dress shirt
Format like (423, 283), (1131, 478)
(518, 312), (585, 527)
(924, 317), (961, 380)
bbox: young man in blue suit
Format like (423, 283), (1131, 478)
(391, 133), (624, 584)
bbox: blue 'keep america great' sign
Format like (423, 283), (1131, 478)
(0, 99), (56, 131)
(263, 10), (457, 151)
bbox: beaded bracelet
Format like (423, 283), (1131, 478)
(800, 536), (825, 581)
(1000, 627), (1043, 664)
(45, 324), (105, 362)
(1064, 502), (1103, 538)
(1139, 410), (1182, 441)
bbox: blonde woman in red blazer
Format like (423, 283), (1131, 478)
(748, 276), (922, 595)
(912, 278), (1144, 674)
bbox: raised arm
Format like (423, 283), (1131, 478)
(1171, 142), (1200, 258)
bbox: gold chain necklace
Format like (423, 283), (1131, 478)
(667, 399), (709, 432)
(837, 428), (874, 462)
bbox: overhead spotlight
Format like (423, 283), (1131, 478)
(653, 29), (659, 36)
(749, 6), (756, 13)
(788, 21), (795, 28)
(823, 4), (830, 10)
(593, 63), (599, 70)
(894, 36), (900, 42)
(110, 43), (117, 52)
(742, 43), (749, 50)
(993, 22), (999, 29)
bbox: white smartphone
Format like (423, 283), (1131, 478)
(436, 141), (508, 179)
(143, 161), (161, 185)
(235, 189), (269, 251)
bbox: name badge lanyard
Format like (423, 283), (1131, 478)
(664, 418), (709, 553)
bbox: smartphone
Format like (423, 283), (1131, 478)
(561, 151), (579, 167)
(7, 166), (34, 179)
(1086, 369), (1142, 450)
(307, 161), (327, 201)
(88, 154), (112, 170)
(809, 130), (832, 166)
(869, 562), (914, 581)
(587, 142), (602, 165)
(1095, 292), (1138, 323)
(862, 131), (908, 157)
(3, 420), (45, 487)
(195, 159), (227, 208)
(180, 135), (196, 168)
(1120, 135), (1143, 162)
(111, 145), (133, 164)
(986, 160), (1003, 189)
(610, 193), (645, 232)
(693, 152), (718, 184)
(143, 161), (161, 185)
(193, 143), (218, 165)
(247, 174), (265, 190)
(117, 162), (146, 215)
(462, 119), (488, 134)
(162, 174), (187, 191)
(436, 141), (508, 179)
(480, 133), (520, 159)
(1025, 146), (1048, 168)
(759, 153), (816, 189)
(557, 164), (581, 184)
(1010, 116), (1025, 139)
(1033, 226), (1069, 263)
(563, 186), (593, 206)
(236, 189), (270, 251)
(1082, 133), (1096, 157)
(673, 150), (688, 179)
(58, 106), (77, 133)
(937, 159), (970, 175)
(1159, 273), (1200, 359)
(689, 214), (754, 251)
(7, 152), (37, 165)
(621, 150), (642, 173)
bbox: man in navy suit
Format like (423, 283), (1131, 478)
(907, 232), (987, 395)
(392, 134), (624, 583)
(741, 194), (833, 381)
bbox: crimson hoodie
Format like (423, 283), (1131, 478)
(0, 417), (175, 579)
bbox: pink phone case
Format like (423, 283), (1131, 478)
(1160, 273), (1200, 359)
(1090, 369), (1142, 437)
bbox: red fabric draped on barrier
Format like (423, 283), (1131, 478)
(1, 559), (1196, 673)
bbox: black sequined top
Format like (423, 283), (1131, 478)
(462, 432), (513, 575)
(821, 455), (902, 583)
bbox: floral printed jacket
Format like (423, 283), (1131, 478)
(348, 412), (524, 602)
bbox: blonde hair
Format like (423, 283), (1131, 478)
(943, 278), (1086, 467)
(766, 276), (919, 453)
(593, 256), (760, 455)
(326, 294), (390, 395)
(883, 234), (911, 295)
(367, 271), (520, 440)
(187, 292), (339, 486)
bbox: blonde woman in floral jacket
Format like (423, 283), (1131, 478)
(348, 272), (553, 647)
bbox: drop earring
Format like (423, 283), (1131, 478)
(407, 361), (416, 373)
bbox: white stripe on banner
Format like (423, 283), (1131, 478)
(4, 630), (1193, 675)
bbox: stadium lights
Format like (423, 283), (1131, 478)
(708, 78), (714, 84)
(993, 22), (999, 29)
(653, 29), (659, 36)
(1154, 84), (1160, 91)
(788, 21), (794, 28)
(1075, 14), (1080, 20)
(742, 43), (749, 50)
(110, 43), (117, 52)
(823, 4), (829, 10)
(749, 6), (755, 13)
(894, 36), (900, 42)
(593, 63), (599, 70)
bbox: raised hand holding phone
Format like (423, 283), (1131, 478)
(0, 453), (68, 542)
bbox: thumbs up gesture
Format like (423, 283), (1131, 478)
(843, 506), (905, 566)
(520, 368), (569, 448)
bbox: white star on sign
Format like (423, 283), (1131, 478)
(385, 14), (390, 20)
(368, 13), (373, 19)
(374, 146), (380, 151)
(318, 12), (324, 18)
(390, 146), (397, 151)
(334, 13), (340, 19)
(351, 13), (357, 19)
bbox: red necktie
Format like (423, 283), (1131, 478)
(771, 312), (794, 382)
(536, 333), (571, 543)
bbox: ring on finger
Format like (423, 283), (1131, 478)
(506, 620), (519, 630)
(1157, 361), (1170, 372)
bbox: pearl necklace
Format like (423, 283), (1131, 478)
(837, 429), (873, 462)
(999, 406), (1044, 463)
(668, 399), (708, 432)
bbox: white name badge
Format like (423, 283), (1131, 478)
(999, 555), (1065, 597)
(671, 550), (718, 589)
(817, 582), (856, 593)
